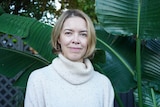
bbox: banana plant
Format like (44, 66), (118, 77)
(95, 0), (160, 107)
(0, 6), (55, 87)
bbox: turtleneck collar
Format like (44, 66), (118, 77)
(51, 53), (94, 85)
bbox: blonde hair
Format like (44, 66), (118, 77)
(51, 9), (96, 59)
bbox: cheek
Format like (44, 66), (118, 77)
(58, 35), (65, 44)
(82, 39), (88, 48)
(58, 36), (70, 46)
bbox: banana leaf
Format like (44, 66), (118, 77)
(94, 26), (137, 92)
(0, 47), (49, 87)
(0, 9), (56, 87)
(134, 87), (160, 107)
(0, 11), (55, 62)
(95, 0), (160, 106)
(95, 0), (160, 39)
(131, 39), (160, 106)
(142, 39), (160, 91)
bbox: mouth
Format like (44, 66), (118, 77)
(69, 47), (81, 53)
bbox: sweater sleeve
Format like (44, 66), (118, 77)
(103, 77), (115, 107)
(24, 71), (45, 107)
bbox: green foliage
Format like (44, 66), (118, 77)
(95, 0), (160, 39)
(0, 47), (49, 87)
(0, 12), (55, 61)
(95, 26), (136, 92)
(0, 0), (57, 20)
(95, 0), (160, 107)
(0, 0), (97, 23)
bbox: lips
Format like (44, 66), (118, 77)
(69, 47), (81, 53)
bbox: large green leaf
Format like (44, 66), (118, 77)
(0, 12), (55, 87)
(95, 0), (160, 39)
(0, 47), (49, 87)
(95, 26), (137, 92)
(142, 40), (160, 91)
(134, 87), (160, 107)
(131, 39), (160, 106)
(0, 13), (55, 62)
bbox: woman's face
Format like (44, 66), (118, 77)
(58, 16), (88, 62)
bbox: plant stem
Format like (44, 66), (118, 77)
(151, 88), (157, 107)
(136, 38), (143, 107)
(136, 0), (143, 107)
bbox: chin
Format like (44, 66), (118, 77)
(68, 56), (83, 62)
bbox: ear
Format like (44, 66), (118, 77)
(58, 37), (61, 44)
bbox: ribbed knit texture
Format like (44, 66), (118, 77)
(24, 54), (114, 107)
(53, 53), (94, 85)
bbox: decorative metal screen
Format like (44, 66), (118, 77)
(0, 33), (32, 107)
(0, 74), (18, 107)
(0, 33), (32, 53)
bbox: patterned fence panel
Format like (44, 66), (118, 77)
(0, 34), (32, 53)
(0, 33), (32, 107)
(0, 74), (18, 107)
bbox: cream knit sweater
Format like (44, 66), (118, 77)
(24, 54), (114, 107)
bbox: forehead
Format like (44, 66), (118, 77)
(62, 16), (87, 30)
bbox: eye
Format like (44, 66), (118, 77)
(64, 31), (72, 36)
(80, 33), (87, 37)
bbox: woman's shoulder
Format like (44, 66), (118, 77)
(28, 64), (53, 80)
(93, 71), (112, 86)
(94, 71), (109, 79)
(93, 71), (114, 94)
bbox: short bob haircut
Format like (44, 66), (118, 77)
(51, 9), (96, 59)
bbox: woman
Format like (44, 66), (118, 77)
(24, 9), (114, 107)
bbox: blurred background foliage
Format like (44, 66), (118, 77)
(0, 0), (97, 25)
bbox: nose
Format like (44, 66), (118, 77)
(72, 34), (80, 44)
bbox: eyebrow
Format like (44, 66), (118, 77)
(80, 30), (87, 33)
(64, 29), (88, 32)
